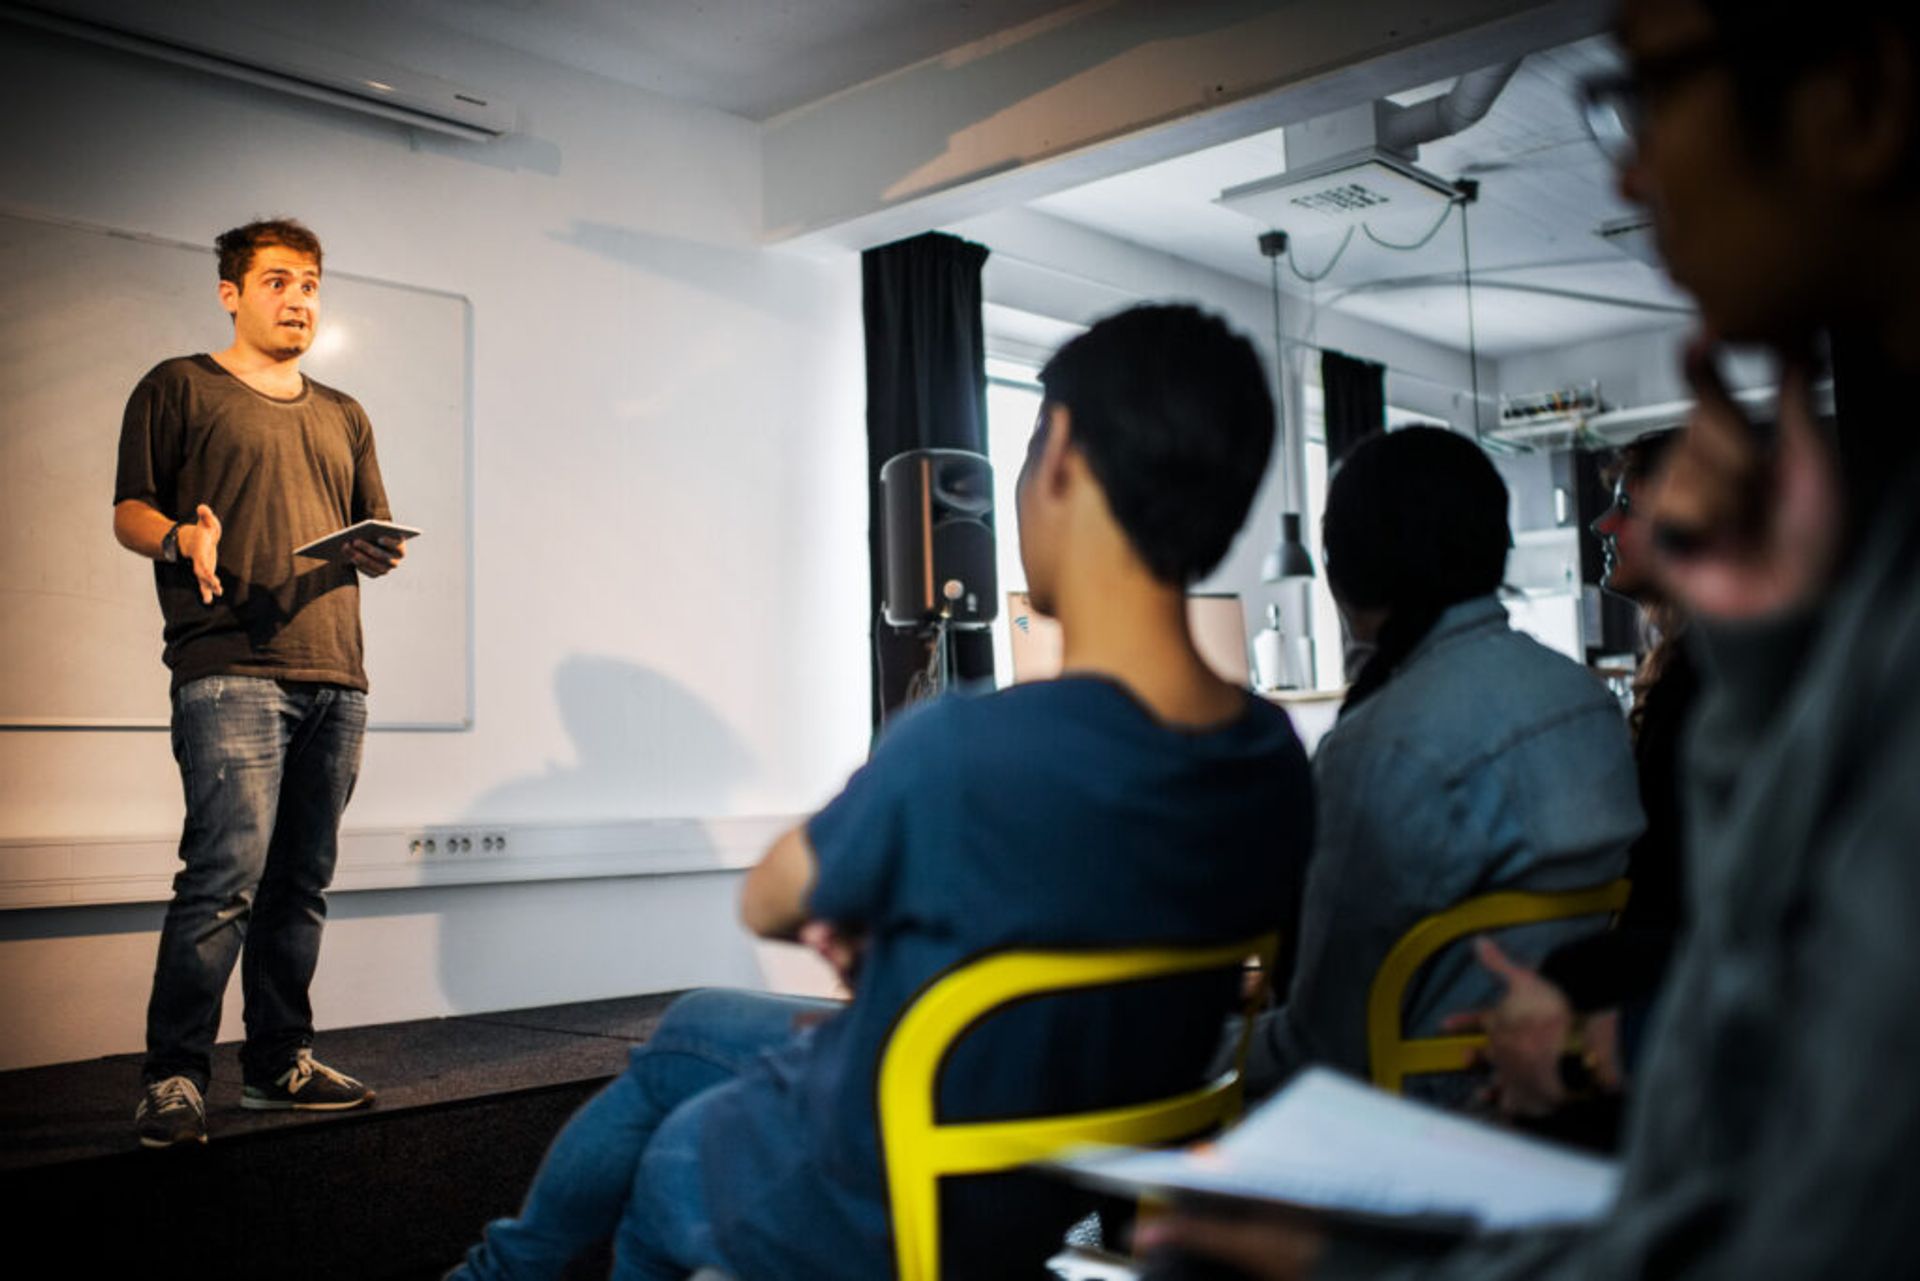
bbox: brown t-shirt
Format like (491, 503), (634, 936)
(113, 355), (392, 693)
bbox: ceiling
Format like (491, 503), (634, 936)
(1029, 35), (1695, 358)
(394, 0), (1078, 121)
(375, 6), (1689, 361)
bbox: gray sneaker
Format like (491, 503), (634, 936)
(241, 1049), (374, 1111)
(135, 1075), (207, 1148)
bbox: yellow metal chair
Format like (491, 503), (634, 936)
(877, 932), (1279, 1281)
(1366, 881), (1632, 1095)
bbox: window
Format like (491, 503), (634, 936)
(984, 357), (1044, 685)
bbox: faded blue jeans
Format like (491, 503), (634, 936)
(453, 989), (836, 1281)
(143, 675), (366, 1090)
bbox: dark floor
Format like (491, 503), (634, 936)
(1, 991), (681, 1170)
(0, 992), (685, 1279)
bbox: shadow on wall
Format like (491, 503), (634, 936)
(435, 654), (764, 1013)
(548, 220), (821, 320)
(472, 655), (759, 818)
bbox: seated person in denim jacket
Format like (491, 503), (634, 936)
(451, 304), (1314, 1281)
(1243, 427), (1642, 1101)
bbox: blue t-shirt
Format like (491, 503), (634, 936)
(699, 677), (1312, 1280)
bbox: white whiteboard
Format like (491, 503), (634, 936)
(0, 210), (472, 728)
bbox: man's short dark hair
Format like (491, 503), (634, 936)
(215, 218), (324, 286)
(1037, 304), (1274, 585)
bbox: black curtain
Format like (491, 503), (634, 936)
(1322, 349), (1387, 465)
(862, 231), (994, 730)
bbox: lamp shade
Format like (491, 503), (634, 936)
(1262, 512), (1316, 582)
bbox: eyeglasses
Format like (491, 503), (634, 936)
(1578, 40), (1729, 166)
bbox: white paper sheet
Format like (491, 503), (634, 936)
(1054, 1068), (1620, 1233)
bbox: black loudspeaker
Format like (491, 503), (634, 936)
(879, 448), (998, 630)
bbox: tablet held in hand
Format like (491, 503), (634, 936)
(293, 519), (422, 562)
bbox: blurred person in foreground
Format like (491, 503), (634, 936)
(1140, 0), (1920, 1275)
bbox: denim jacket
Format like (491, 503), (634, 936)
(1253, 594), (1643, 1094)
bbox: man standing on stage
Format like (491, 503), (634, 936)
(113, 218), (404, 1147)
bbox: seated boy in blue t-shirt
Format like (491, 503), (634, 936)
(453, 305), (1314, 1281)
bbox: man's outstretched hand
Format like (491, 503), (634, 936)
(178, 503), (223, 604)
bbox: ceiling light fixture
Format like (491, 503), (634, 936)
(1259, 231), (1315, 584)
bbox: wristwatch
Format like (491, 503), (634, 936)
(160, 522), (184, 563)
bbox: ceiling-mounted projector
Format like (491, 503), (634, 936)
(1217, 147), (1459, 234)
(1217, 64), (1518, 239)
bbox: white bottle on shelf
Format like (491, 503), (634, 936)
(1254, 603), (1290, 692)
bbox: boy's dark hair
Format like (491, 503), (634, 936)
(1322, 426), (1510, 714)
(1037, 304), (1274, 585)
(215, 218), (324, 286)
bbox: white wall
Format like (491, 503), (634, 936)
(0, 18), (867, 1067)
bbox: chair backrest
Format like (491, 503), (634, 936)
(1366, 880), (1632, 1095)
(877, 932), (1278, 1281)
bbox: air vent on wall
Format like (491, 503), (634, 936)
(5, 0), (514, 140)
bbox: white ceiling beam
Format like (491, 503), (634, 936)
(763, 0), (1610, 250)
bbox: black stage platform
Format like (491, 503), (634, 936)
(1, 992), (685, 1279)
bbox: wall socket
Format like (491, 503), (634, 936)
(407, 829), (509, 856)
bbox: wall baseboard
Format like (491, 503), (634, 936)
(0, 815), (798, 910)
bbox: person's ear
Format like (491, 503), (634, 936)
(1851, 35), (1917, 193)
(1034, 403), (1075, 498)
(1799, 35), (1916, 195)
(217, 278), (240, 318)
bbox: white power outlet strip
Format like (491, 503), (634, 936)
(0, 815), (797, 909)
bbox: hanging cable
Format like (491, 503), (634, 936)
(1456, 180), (1483, 438)
(1268, 251), (1286, 395)
(1286, 224), (1355, 284)
(1360, 197), (1459, 251)
(1267, 248), (1295, 516)
(1307, 273), (1321, 351)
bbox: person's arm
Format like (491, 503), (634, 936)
(112, 369), (226, 601)
(740, 824), (870, 990)
(112, 499), (222, 605)
(343, 403), (404, 577)
(740, 824), (817, 941)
